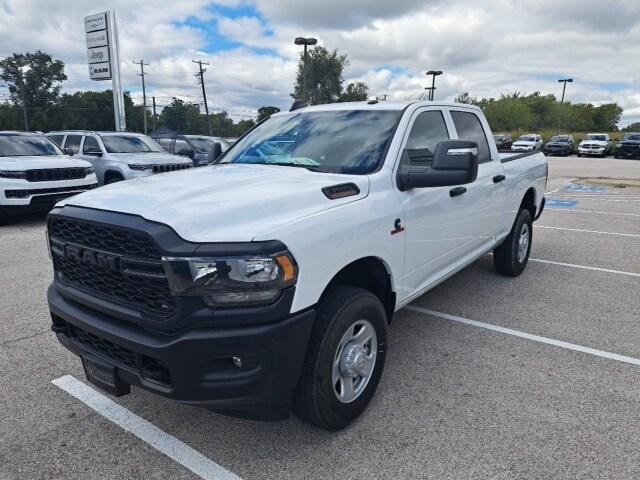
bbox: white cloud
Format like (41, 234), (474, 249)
(1, 0), (639, 126)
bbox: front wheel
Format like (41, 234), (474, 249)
(493, 208), (533, 276)
(294, 285), (387, 431)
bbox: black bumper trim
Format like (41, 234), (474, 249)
(49, 285), (315, 420)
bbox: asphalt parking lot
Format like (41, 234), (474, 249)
(1, 155), (639, 480)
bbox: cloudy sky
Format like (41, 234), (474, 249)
(1, 0), (639, 125)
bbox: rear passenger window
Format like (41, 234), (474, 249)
(82, 136), (101, 154)
(48, 135), (64, 147)
(451, 111), (491, 163)
(156, 138), (172, 151)
(65, 135), (82, 154)
(404, 111), (450, 166)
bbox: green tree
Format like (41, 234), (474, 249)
(292, 46), (348, 105)
(257, 106), (280, 122)
(158, 98), (203, 133)
(622, 122), (640, 132)
(0, 51), (67, 130)
(339, 81), (369, 102)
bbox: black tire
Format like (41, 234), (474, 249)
(294, 285), (388, 431)
(493, 208), (532, 277)
(105, 173), (124, 184)
(0, 208), (9, 226)
(577, 153), (581, 157)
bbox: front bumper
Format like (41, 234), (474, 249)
(48, 285), (315, 420)
(544, 146), (571, 156)
(578, 147), (606, 156)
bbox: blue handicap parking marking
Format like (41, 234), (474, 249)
(564, 184), (607, 193)
(546, 199), (578, 209)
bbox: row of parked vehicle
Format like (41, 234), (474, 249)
(493, 132), (640, 158)
(0, 130), (230, 224)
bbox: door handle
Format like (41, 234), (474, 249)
(493, 174), (506, 183)
(449, 186), (467, 197)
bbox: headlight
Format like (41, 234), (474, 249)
(163, 251), (297, 307)
(0, 170), (26, 179)
(128, 164), (154, 171)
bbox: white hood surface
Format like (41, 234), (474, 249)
(0, 155), (92, 170)
(59, 164), (370, 242)
(108, 152), (192, 164)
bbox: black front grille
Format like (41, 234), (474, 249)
(49, 217), (176, 315)
(50, 217), (159, 259)
(152, 163), (192, 173)
(5, 183), (97, 199)
(70, 324), (137, 368)
(68, 323), (172, 385)
(26, 168), (87, 182)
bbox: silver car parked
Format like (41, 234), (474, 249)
(47, 131), (193, 185)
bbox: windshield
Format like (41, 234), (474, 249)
(219, 110), (402, 174)
(585, 134), (607, 141)
(518, 136), (536, 142)
(622, 134), (640, 141)
(100, 135), (165, 153)
(187, 137), (230, 154)
(551, 136), (570, 143)
(494, 135), (505, 141)
(0, 134), (63, 157)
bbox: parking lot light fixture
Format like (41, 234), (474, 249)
(294, 37), (318, 101)
(426, 70), (443, 101)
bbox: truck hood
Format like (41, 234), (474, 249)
(58, 164), (370, 242)
(580, 140), (607, 146)
(108, 152), (192, 165)
(0, 155), (92, 170)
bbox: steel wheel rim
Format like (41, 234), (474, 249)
(332, 319), (378, 404)
(518, 223), (529, 263)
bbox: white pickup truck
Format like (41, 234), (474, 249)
(47, 101), (547, 430)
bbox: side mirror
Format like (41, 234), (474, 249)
(207, 142), (223, 163)
(178, 148), (194, 158)
(63, 147), (75, 156)
(397, 140), (479, 191)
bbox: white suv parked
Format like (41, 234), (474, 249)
(0, 131), (97, 225)
(511, 134), (543, 152)
(47, 131), (193, 185)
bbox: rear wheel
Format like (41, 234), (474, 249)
(493, 208), (532, 277)
(294, 285), (387, 431)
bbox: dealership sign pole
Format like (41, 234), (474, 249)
(85, 11), (126, 131)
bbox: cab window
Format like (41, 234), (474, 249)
(82, 136), (101, 154)
(450, 111), (491, 163)
(65, 135), (82, 154)
(404, 111), (450, 166)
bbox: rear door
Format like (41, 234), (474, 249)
(448, 108), (507, 244)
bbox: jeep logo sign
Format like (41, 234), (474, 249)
(64, 244), (120, 272)
(87, 46), (109, 64)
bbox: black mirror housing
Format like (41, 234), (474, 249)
(178, 148), (194, 158)
(63, 147), (75, 156)
(208, 142), (223, 163)
(397, 140), (479, 191)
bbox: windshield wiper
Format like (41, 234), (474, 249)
(241, 161), (324, 172)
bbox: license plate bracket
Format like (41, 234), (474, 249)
(81, 353), (130, 397)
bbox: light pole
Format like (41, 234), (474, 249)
(557, 78), (573, 133)
(426, 70), (442, 101)
(294, 37), (317, 101)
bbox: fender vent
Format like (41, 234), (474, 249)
(322, 183), (360, 200)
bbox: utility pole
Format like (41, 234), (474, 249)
(152, 96), (157, 133)
(193, 59), (213, 136)
(426, 70), (443, 101)
(557, 78), (573, 134)
(133, 60), (149, 134)
(294, 37), (318, 102)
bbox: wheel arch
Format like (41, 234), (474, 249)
(520, 187), (537, 219)
(321, 256), (396, 323)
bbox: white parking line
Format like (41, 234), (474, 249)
(51, 375), (241, 480)
(529, 258), (640, 278)
(406, 306), (640, 367)
(546, 208), (640, 218)
(537, 225), (640, 238)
